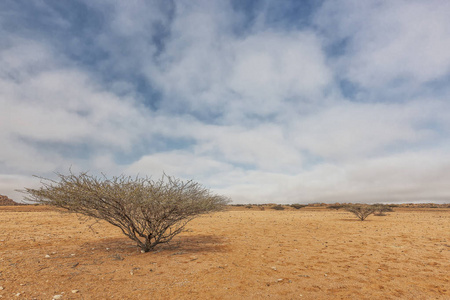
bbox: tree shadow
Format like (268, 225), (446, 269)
(160, 235), (228, 253)
(338, 219), (373, 222)
(80, 234), (228, 255)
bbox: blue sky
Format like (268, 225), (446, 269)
(1, 0), (450, 204)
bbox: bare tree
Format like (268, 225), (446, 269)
(23, 172), (229, 252)
(344, 204), (376, 221)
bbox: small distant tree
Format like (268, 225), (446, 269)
(372, 204), (394, 216)
(271, 205), (285, 210)
(290, 204), (306, 210)
(328, 205), (343, 210)
(344, 204), (376, 221)
(23, 172), (229, 252)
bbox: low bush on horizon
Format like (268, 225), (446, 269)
(328, 205), (344, 210)
(372, 204), (394, 216)
(290, 204), (307, 209)
(271, 205), (285, 210)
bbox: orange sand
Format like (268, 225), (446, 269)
(0, 206), (449, 299)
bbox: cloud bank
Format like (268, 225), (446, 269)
(1, 0), (450, 204)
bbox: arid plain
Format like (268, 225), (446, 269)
(0, 205), (449, 299)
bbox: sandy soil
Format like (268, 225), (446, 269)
(0, 205), (449, 299)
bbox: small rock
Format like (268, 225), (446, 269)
(70, 254), (75, 257)
(277, 278), (283, 282)
(45, 255), (50, 258)
(71, 290), (79, 294)
(0, 286), (3, 290)
(15, 293), (21, 297)
(53, 295), (63, 299)
(377, 269), (382, 272)
(271, 267), (277, 271)
(324, 274), (328, 277)
(106, 248), (110, 251)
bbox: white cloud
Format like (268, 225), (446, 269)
(0, 174), (42, 204)
(193, 124), (303, 172)
(148, 2), (333, 120)
(0, 38), (150, 174)
(125, 150), (235, 182)
(290, 99), (448, 161)
(316, 0), (450, 89)
(228, 31), (331, 104)
(295, 149), (450, 203)
(220, 149), (450, 204)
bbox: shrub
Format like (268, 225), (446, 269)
(271, 205), (285, 210)
(372, 204), (394, 216)
(23, 172), (229, 252)
(344, 204), (376, 221)
(245, 205), (253, 209)
(290, 204), (306, 209)
(328, 205), (343, 210)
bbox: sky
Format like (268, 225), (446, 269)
(1, 0), (450, 204)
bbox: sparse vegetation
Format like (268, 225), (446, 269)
(271, 205), (285, 210)
(344, 204), (376, 221)
(372, 204), (394, 216)
(23, 171), (229, 252)
(290, 204), (306, 210)
(328, 205), (344, 210)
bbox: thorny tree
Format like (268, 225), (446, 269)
(24, 172), (229, 252)
(344, 204), (377, 221)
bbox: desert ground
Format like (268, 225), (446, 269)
(0, 205), (449, 299)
